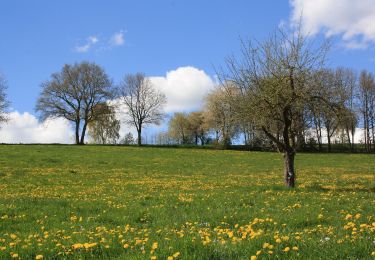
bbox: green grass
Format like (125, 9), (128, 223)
(0, 145), (374, 259)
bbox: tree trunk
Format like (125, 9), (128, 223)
(137, 129), (142, 146)
(75, 120), (80, 145)
(284, 151), (295, 188)
(79, 122), (88, 145)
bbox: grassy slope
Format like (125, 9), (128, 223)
(0, 145), (374, 259)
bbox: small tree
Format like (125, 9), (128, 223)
(223, 26), (332, 187)
(36, 62), (113, 144)
(121, 132), (135, 145)
(118, 73), (166, 146)
(187, 111), (207, 145)
(168, 112), (192, 144)
(88, 103), (120, 144)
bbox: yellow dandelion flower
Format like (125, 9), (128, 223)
(292, 246), (299, 251)
(268, 250), (273, 255)
(123, 244), (129, 249)
(262, 242), (270, 249)
(173, 252), (180, 258)
(371, 252), (375, 256)
(35, 255), (43, 260)
(167, 257), (173, 260)
(275, 238), (282, 243)
(283, 247), (290, 252)
(10, 234), (17, 240)
(256, 250), (261, 256)
(152, 242), (158, 250)
(150, 256), (156, 260)
(11, 253), (19, 258)
(250, 256), (257, 260)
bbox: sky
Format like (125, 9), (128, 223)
(1, 0), (375, 143)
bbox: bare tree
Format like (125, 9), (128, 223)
(36, 62), (113, 144)
(222, 25), (331, 187)
(0, 73), (9, 124)
(118, 73), (166, 146)
(88, 103), (120, 144)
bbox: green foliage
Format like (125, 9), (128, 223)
(0, 145), (374, 259)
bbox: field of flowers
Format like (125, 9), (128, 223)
(0, 145), (374, 259)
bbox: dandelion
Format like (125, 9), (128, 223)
(173, 252), (180, 257)
(10, 234), (17, 240)
(11, 253), (19, 258)
(262, 242), (270, 248)
(152, 242), (158, 250)
(123, 244), (129, 249)
(256, 250), (262, 256)
(292, 246), (299, 251)
(283, 247), (290, 252)
(275, 238), (282, 243)
(167, 257), (173, 260)
(35, 255), (43, 260)
(151, 256), (156, 260)
(250, 256), (257, 260)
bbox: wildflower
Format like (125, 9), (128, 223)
(123, 244), (129, 249)
(151, 256), (156, 260)
(167, 257), (173, 260)
(262, 242), (270, 248)
(268, 250), (273, 255)
(256, 250), (262, 256)
(173, 252), (180, 257)
(371, 252), (375, 256)
(35, 255), (43, 260)
(10, 234), (17, 240)
(152, 242), (158, 250)
(292, 246), (299, 251)
(250, 256), (257, 260)
(354, 213), (361, 219)
(345, 214), (352, 220)
(283, 247), (290, 252)
(318, 214), (323, 219)
(11, 253), (19, 258)
(275, 238), (282, 243)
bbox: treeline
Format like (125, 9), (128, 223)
(154, 68), (375, 153)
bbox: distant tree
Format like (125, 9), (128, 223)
(168, 112), (192, 144)
(36, 62), (113, 145)
(187, 111), (207, 145)
(359, 70), (375, 151)
(222, 25), (332, 187)
(0, 73), (9, 125)
(88, 103), (120, 144)
(204, 86), (239, 148)
(121, 132), (135, 145)
(118, 73), (166, 146)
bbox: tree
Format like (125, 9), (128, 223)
(204, 86), (239, 148)
(118, 73), (166, 146)
(121, 132), (135, 145)
(168, 112), (192, 144)
(187, 111), (207, 145)
(88, 103), (120, 144)
(222, 26), (331, 187)
(36, 62), (113, 145)
(0, 73), (9, 124)
(358, 70), (375, 152)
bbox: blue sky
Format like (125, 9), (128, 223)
(1, 0), (375, 143)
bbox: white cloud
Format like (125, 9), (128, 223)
(0, 111), (73, 143)
(110, 31), (125, 46)
(289, 0), (375, 49)
(150, 66), (215, 113)
(75, 35), (99, 53)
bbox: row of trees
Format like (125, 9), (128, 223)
(35, 64), (166, 145)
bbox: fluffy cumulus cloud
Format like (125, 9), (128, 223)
(150, 66), (215, 113)
(289, 0), (375, 49)
(0, 111), (73, 143)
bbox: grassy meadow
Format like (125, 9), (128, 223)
(0, 145), (374, 259)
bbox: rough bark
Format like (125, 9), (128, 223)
(284, 151), (295, 188)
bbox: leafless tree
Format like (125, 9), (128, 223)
(118, 73), (166, 146)
(36, 62), (113, 144)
